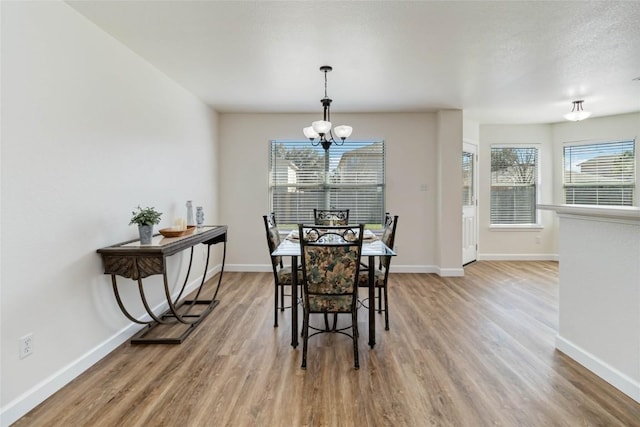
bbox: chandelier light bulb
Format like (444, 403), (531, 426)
(334, 125), (353, 140)
(303, 126), (319, 140)
(312, 120), (332, 135)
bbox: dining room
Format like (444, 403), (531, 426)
(2, 1), (640, 426)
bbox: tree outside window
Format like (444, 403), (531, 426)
(490, 146), (539, 225)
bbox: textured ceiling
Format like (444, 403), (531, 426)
(66, 1), (640, 124)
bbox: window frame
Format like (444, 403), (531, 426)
(562, 138), (636, 207)
(268, 139), (386, 229)
(489, 144), (542, 229)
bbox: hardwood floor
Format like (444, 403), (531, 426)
(14, 262), (640, 426)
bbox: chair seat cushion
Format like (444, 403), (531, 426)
(277, 266), (301, 285)
(358, 269), (386, 287)
(308, 295), (354, 312)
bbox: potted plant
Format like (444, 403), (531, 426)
(129, 205), (162, 244)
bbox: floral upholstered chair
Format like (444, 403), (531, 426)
(263, 213), (300, 328)
(358, 213), (398, 331)
(298, 223), (364, 369)
(313, 208), (350, 226)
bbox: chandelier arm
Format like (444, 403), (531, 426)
(327, 130), (343, 146)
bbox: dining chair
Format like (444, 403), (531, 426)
(263, 213), (299, 328)
(358, 213), (398, 331)
(312, 208), (351, 330)
(298, 223), (364, 369)
(313, 208), (350, 226)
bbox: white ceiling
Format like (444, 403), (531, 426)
(66, 1), (640, 124)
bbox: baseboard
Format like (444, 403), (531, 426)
(555, 335), (640, 403)
(0, 265), (221, 427)
(478, 253), (559, 261)
(437, 267), (465, 277)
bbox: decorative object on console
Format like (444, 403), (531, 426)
(564, 100), (592, 121)
(129, 205), (163, 245)
(159, 225), (195, 237)
(186, 200), (194, 225)
(196, 206), (204, 228)
(302, 65), (353, 150)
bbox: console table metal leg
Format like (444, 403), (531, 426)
(130, 235), (227, 344)
(111, 275), (147, 325)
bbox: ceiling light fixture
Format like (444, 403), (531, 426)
(564, 100), (592, 122)
(303, 65), (352, 150)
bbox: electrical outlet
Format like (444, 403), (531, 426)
(19, 333), (34, 359)
(535, 235), (541, 244)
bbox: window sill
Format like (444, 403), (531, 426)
(489, 224), (544, 231)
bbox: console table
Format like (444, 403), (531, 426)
(97, 225), (227, 344)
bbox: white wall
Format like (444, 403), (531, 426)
(551, 208), (640, 402)
(478, 124), (556, 259)
(0, 2), (219, 423)
(436, 110), (463, 274)
(478, 113), (640, 259)
(218, 112), (464, 274)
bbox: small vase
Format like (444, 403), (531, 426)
(186, 200), (194, 226)
(138, 224), (153, 245)
(196, 206), (204, 228)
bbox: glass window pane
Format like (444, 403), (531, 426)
(462, 151), (474, 206)
(270, 140), (385, 225)
(490, 146), (539, 225)
(563, 140), (635, 206)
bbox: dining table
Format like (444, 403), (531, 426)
(271, 228), (396, 349)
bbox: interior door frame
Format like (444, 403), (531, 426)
(462, 139), (479, 265)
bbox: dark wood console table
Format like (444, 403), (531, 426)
(97, 225), (227, 344)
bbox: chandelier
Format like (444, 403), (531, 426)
(303, 65), (353, 150)
(564, 100), (591, 121)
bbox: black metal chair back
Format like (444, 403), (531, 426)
(313, 208), (350, 226)
(379, 213), (399, 270)
(298, 223), (364, 369)
(263, 213), (297, 328)
(358, 213), (398, 331)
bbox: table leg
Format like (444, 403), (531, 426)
(291, 255), (299, 348)
(368, 255), (376, 348)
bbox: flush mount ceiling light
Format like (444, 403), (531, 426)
(303, 65), (352, 150)
(564, 100), (592, 122)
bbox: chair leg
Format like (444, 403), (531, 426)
(302, 309), (309, 369)
(274, 282), (279, 327)
(352, 308), (359, 369)
(383, 283), (389, 331)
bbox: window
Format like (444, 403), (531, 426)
(490, 146), (539, 225)
(563, 139), (635, 206)
(269, 140), (385, 226)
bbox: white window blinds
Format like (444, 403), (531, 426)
(490, 146), (539, 225)
(563, 140), (635, 206)
(269, 140), (385, 225)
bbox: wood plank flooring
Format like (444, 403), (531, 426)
(14, 261), (640, 426)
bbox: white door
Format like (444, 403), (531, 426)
(462, 142), (478, 265)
